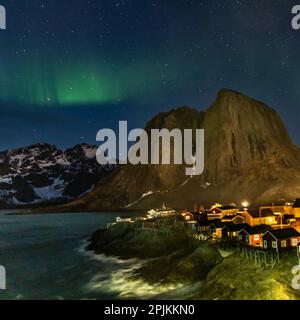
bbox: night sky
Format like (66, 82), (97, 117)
(0, 0), (300, 149)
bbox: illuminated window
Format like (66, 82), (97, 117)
(272, 241), (277, 249)
(254, 234), (260, 241)
(238, 234), (243, 240)
(281, 240), (287, 248)
(264, 240), (268, 248)
(292, 239), (298, 247)
(268, 218), (274, 224)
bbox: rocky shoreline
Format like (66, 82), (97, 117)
(87, 220), (300, 300)
(87, 220), (223, 287)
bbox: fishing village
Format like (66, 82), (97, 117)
(109, 200), (300, 269)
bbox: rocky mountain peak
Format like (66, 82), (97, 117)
(204, 89), (300, 170)
(63, 89), (300, 211)
(145, 106), (204, 132)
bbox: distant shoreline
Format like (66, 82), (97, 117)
(3, 208), (144, 216)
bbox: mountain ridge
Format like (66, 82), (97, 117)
(58, 88), (300, 211)
(0, 142), (116, 207)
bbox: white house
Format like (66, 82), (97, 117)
(116, 216), (133, 223)
(147, 204), (176, 218)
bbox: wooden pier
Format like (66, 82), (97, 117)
(198, 236), (287, 269)
(237, 245), (287, 268)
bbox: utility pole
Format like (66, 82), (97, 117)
(298, 243), (300, 267)
(259, 207), (262, 225)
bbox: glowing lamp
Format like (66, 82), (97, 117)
(242, 201), (249, 209)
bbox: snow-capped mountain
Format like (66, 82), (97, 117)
(0, 142), (115, 207)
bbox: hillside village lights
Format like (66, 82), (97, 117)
(0, 5), (6, 30)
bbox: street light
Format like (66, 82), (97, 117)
(242, 201), (249, 210)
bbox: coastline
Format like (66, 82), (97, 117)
(86, 217), (300, 300)
(86, 219), (223, 291)
(3, 208), (144, 216)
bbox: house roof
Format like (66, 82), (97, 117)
(263, 228), (300, 240)
(208, 208), (222, 214)
(222, 214), (236, 220)
(260, 201), (287, 207)
(219, 206), (236, 210)
(209, 220), (233, 228)
(283, 214), (295, 219)
(242, 225), (271, 235)
(247, 209), (275, 218)
(293, 198), (300, 208)
(223, 223), (249, 232)
(183, 212), (194, 216)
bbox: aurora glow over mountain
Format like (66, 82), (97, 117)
(0, 0), (300, 149)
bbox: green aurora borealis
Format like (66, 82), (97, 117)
(0, 54), (177, 106)
(1, 0), (300, 149)
(0, 59), (132, 105)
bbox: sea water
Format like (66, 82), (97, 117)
(0, 211), (201, 300)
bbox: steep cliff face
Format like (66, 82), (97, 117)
(61, 89), (300, 211)
(202, 89), (300, 184)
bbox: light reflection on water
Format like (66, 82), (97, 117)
(0, 211), (201, 300)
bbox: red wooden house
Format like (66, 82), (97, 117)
(222, 214), (245, 224)
(238, 225), (271, 247)
(262, 228), (300, 251)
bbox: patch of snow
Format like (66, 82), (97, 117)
(10, 197), (26, 206)
(77, 185), (95, 198)
(124, 191), (155, 208)
(0, 177), (12, 184)
(33, 178), (66, 200)
(0, 189), (11, 197)
(200, 182), (211, 189)
(179, 177), (192, 188)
